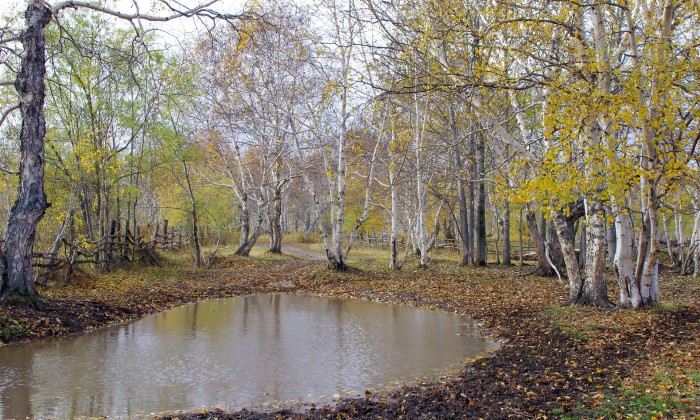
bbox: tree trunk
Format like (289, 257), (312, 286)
(578, 221), (587, 269)
(539, 210), (547, 250)
(182, 161), (201, 268)
(547, 219), (563, 270)
(690, 203), (700, 277)
(1, 3), (52, 298)
(344, 142), (378, 257)
(638, 195), (661, 305)
(613, 210), (641, 308)
(389, 170), (400, 270)
(606, 218), (616, 268)
(269, 183), (283, 254)
(192, 210), (201, 267)
(450, 106), (471, 266)
(578, 199), (613, 307)
(501, 202), (511, 265)
(475, 133), (487, 266)
(235, 193), (252, 255)
(552, 210), (583, 304)
(518, 207), (524, 266)
(525, 208), (554, 276)
(468, 133), (475, 265)
(661, 212), (676, 267)
(237, 209), (264, 257)
(674, 206), (684, 269)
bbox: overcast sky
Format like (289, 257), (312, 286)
(1, 0), (245, 40)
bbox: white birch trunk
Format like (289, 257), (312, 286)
(674, 206), (684, 268)
(613, 209), (641, 308)
(694, 212), (700, 277)
(414, 92), (429, 268)
(581, 199), (613, 307)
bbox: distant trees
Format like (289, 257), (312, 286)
(359, 0), (699, 307)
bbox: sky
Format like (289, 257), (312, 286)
(0, 0), (246, 40)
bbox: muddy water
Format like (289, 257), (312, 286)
(0, 294), (496, 418)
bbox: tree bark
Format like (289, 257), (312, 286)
(235, 193), (252, 255)
(525, 208), (554, 276)
(1, 3), (52, 298)
(450, 106), (470, 265)
(501, 202), (511, 265)
(475, 132), (487, 266)
(578, 221), (587, 269)
(182, 161), (201, 268)
(552, 210), (583, 304)
(389, 169), (400, 270)
(579, 199), (613, 307)
(613, 210), (641, 308)
(268, 181), (283, 254)
(547, 219), (563, 270)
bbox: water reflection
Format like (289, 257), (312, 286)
(0, 294), (496, 418)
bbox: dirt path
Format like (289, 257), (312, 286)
(283, 245), (326, 261)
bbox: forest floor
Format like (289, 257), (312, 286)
(1, 244), (699, 419)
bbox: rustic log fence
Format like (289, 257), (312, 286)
(29, 219), (183, 284)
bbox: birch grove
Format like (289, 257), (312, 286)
(0, 0), (698, 308)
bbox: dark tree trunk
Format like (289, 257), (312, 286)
(579, 221), (587, 268)
(547, 221), (564, 270)
(525, 208), (555, 276)
(552, 210), (584, 304)
(1, 3), (52, 298)
(192, 211), (201, 267)
(237, 209), (264, 257)
(269, 185), (283, 254)
(235, 193), (252, 255)
(182, 161), (201, 268)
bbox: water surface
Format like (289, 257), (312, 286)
(0, 294), (496, 418)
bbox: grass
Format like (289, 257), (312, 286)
(0, 314), (28, 339)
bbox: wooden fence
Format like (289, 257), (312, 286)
(30, 219), (183, 284)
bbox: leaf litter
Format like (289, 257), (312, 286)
(1, 252), (698, 419)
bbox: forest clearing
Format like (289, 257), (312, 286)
(1, 0), (700, 418)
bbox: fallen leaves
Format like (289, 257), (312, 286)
(1, 250), (698, 419)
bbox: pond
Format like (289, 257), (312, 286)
(0, 294), (497, 418)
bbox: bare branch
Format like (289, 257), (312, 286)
(50, 0), (235, 22)
(0, 36), (21, 45)
(0, 81), (15, 87)
(0, 103), (19, 128)
(0, 166), (19, 176)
